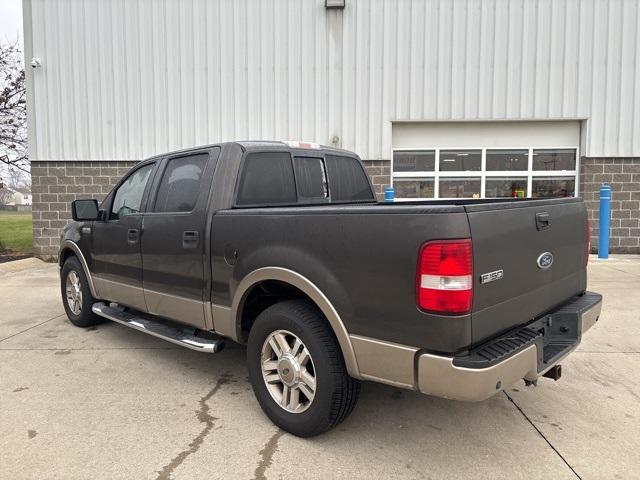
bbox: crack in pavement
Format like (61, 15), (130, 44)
(253, 430), (285, 480)
(155, 373), (232, 480)
(504, 391), (582, 479)
(0, 314), (66, 343)
(601, 265), (640, 278)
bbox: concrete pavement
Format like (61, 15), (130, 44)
(0, 257), (638, 479)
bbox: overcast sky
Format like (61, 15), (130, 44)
(0, 0), (23, 44)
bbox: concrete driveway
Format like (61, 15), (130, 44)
(1, 257), (638, 480)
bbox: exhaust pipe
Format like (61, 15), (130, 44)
(543, 365), (562, 381)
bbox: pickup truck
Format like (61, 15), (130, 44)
(59, 141), (602, 437)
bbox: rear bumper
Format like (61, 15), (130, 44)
(350, 292), (602, 401)
(417, 292), (602, 401)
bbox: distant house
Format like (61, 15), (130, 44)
(0, 186), (32, 207)
(12, 188), (32, 206)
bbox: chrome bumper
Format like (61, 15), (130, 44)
(416, 293), (603, 402)
(418, 345), (539, 402)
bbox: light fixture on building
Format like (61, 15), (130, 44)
(325, 0), (345, 9)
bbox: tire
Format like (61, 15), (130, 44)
(247, 300), (360, 437)
(61, 256), (103, 328)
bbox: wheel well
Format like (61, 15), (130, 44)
(59, 247), (76, 267)
(239, 280), (322, 343)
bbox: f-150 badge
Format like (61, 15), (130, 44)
(480, 269), (504, 284)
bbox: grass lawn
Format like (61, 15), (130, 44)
(0, 212), (33, 256)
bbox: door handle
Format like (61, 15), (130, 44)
(535, 212), (550, 231)
(127, 229), (139, 244)
(182, 231), (200, 249)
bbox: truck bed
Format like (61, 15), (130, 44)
(213, 196), (587, 353)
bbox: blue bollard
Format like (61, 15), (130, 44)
(598, 184), (612, 259)
(385, 186), (395, 203)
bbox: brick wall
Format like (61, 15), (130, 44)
(580, 157), (640, 254)
(31, 160), (138, 260)
(32, 157), (637, 260)
(361, 159), (391, 200)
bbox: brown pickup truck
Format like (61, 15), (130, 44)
(59, 141), (602, 437)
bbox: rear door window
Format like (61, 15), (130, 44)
(325, 155), (375, 201)
(293, 156), (328, 201)
(154, 154), (208, 212)
(236, 152), (297, 206)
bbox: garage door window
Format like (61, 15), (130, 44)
(532, 177), (576, 198)
(439, 177), (481, 198)
(393, 151), (435, 172)
(486, 150), (528, 171)
(532, 149), (576, 171)
(439, 150), (481, 171)
(394, 179), (435, 198)
(392, 147), (578, 199)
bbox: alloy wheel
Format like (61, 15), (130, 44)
(261, 329), (316, 413)
(65, 271), (83, 315)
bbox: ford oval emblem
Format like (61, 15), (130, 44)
(537, 252), (554, 269)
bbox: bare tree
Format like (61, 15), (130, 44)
(0, 39), (28, 175)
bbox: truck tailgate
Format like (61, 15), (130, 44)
(466, 198), (588, 345)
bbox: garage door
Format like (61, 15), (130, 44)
(391, 121), (581, 200)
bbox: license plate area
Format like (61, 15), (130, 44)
(529, 313), (579, 372)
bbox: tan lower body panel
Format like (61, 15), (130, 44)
(93, 277), (208, 330)
(349, 335), (418, 389)
(93, 276), (147, 312)
(210, 303), (233, 338)
(144, 289), (206, 330)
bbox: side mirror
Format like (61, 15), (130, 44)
(71, 199), (100, 221)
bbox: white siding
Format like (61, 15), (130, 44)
(24, 0), (640, 161)
(392, 121), (581, 149)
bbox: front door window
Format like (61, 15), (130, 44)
(110, 164), (154, 219)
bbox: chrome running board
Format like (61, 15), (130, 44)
(92, 302), (225, 353)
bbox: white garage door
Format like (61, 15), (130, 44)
(391, 121), (581, 200)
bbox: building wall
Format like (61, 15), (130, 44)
(31, 161), (137, 259)
(580, 158), (640, 254)
(31, 156), (640, 259)
(361, 160), (391, 200)
(23, 0), (640, 257)
(24, 0), (640, 162)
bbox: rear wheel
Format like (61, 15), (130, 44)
(247, 300), (360, 437)
(61, 257), (103, 327)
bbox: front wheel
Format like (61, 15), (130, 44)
(61, 257), (103, 328)
(247, 300), (360, 437)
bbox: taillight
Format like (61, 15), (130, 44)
(417, 239), (473, 315)
(586, 219), (591, 265)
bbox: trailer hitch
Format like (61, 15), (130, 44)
(543, 365), (562, 381)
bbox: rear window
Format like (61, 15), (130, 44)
(325, 155), (374, 201)
(293, 157), (328, 201)
(154, 154), (208, 212)
(236, 152), (297, 206)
